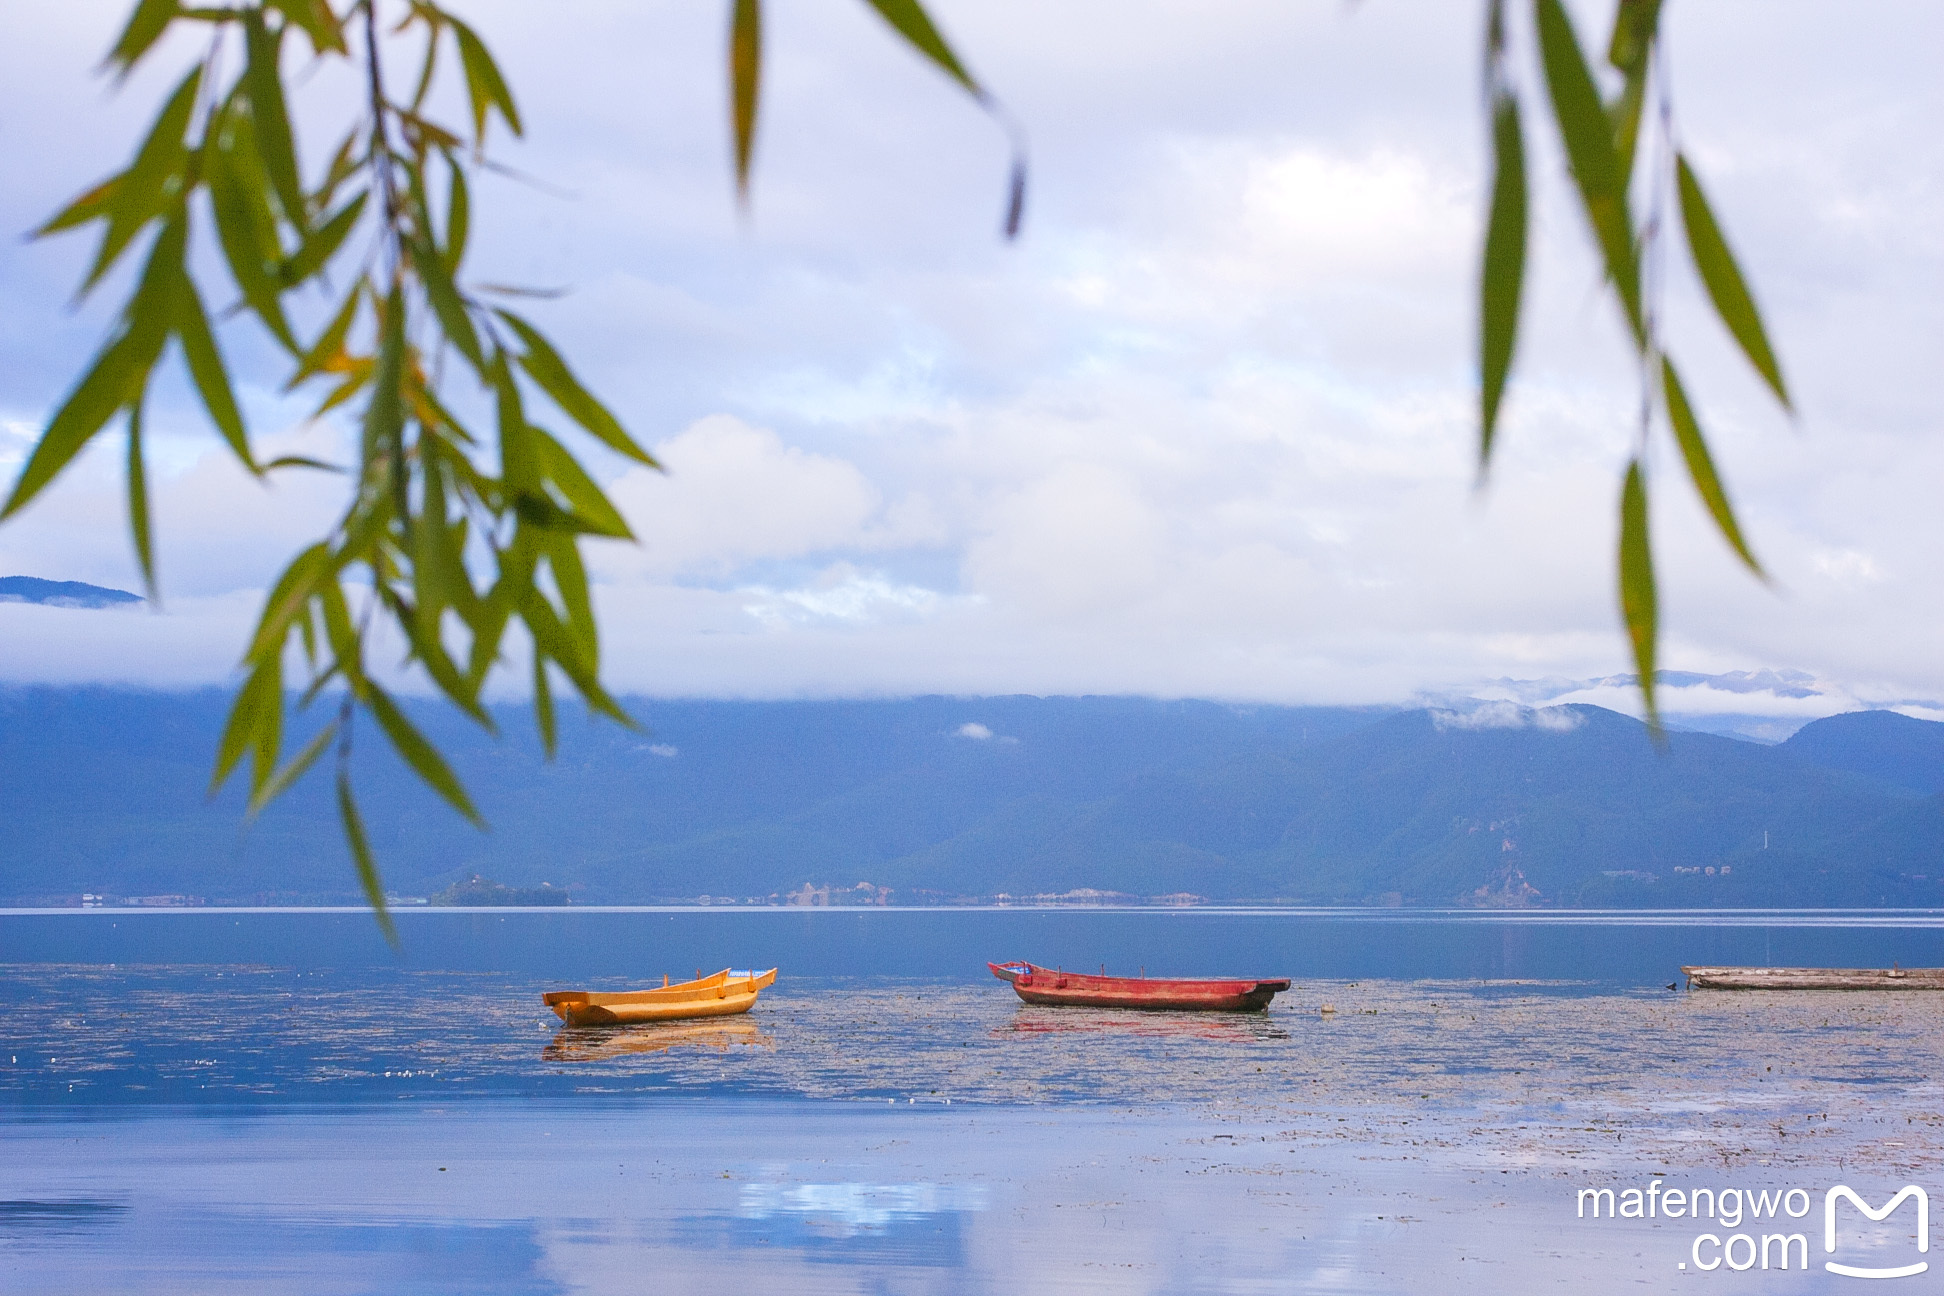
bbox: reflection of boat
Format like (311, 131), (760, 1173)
(1683, 965), (1944, 991)
(543, 1016), (774, 1061)
(988, 961), (1289, 1011)
(996, 1008), (1288, 1043)
(543, 968), (778, 1026)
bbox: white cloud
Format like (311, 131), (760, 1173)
(0, 1), (1938, 711)
(1431, 703), (1586, 734)
(955, 723), (994, 740)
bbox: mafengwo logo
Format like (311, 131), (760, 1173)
(1575, 1180), (1930, 1276)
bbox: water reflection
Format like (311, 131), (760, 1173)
(738, 1181), (988, 1234)
(995, 1005), (1291, 1043)
(543, 1018), (774, 1062)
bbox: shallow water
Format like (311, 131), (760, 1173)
(7, 910), (1944, 1291)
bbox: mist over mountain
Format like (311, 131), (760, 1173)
(1, 687), (1939, 908)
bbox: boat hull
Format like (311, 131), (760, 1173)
(544, 968), (777, 1026)
(1683, 965), (1944, 991)
(989, 961), (1288, 1012)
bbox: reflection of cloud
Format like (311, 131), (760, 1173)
(737, 1182), (987, 1236)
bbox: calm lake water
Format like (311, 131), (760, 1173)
(7, 908), (1944, 1293)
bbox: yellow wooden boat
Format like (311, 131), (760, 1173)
(542, 968), (778, 1027)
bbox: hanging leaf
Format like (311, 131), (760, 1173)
(450, 16), (523, 142)
(1479, 92), (1527, 466)
(363, 684), (486, 827)
(497, 311), (656, 466)
(337, 769), (397, 946)
(173, 269), (258, 471)
(1618, 460), (1659, 731)
(243, 9), (307, 233)
(1676, 155), (1790, 409)
(1533, 0), (1641, 339)
(125, 400), (156, 600)
(861, 0), (980, 96)
(730, 0), (762, 200)
(104, 0), (181, 75)
(1661, 358), (1762, 577)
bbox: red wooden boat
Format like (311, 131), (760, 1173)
(988, 961), (1289, 1012)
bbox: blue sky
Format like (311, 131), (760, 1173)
(0, 1), (1938, 718)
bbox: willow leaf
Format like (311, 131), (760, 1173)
(2, 219), (182, 520)
(174, 272), (257, 471)
(1662, 358), (1761, 576)
(283, 191), (366, 287)
(1618, 460), (1659, 730)
(247, 720), (336, 816)
(105, 0), (181, 74)
(532, 651), (557, 757)
(126, 400), (156, 599)
(337, 770), (397, 946)
(1676, 155), (1789, 409)
(1479, 93), (1526, 466)
(243, 10), (307, 232)
(76, 67), (201, 293)
(862, 0), (980, 97)
(497, 311), (655, 466)
(730, 0), (762, 198)
(450, 17), (523, 141)
(364, 684), (485, 827)
(1534, 0), (1641, 339)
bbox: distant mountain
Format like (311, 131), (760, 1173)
(0, 577), (141, 609)
(1783, 710), (1944, 795)
(1, 688), (1940, 908)
(1463, 669), (1944, 744)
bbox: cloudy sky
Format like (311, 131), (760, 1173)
(0, 0), (1938, 717)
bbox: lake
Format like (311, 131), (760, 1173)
(7, 907), (1944, 1292)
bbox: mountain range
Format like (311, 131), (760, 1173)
(2, 687), (1940, 908)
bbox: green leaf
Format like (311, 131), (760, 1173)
(363, 684), (486, 827)
(212, 659), (282, 793)
(125, 400), (156, 600)
(730, 0), (762, 199)
(1676, 155), (1789, 408)
(1618, 459), (1659, 731)
(861, 0), (980, 97)
(496, 311), (656, 467)
(288, 280), (364, 389)
(206, 100), (298, 349)
(450, 16), (523, 142)
(532, 650), (557, 758)
(243, 9), (307, 233)
(363, 283), (408, 483)
(267, 0), (346, 55)
(1479, 93), (1526, 466)
(72, 67), (202, 294)
(1534, 0), (1641, 340)
(2, 221), (181, 521)
(442, 162), (470, 275)
(1605, 0), (1662, 73)
(174, 270), (257, 471)
(247, 540), (332, 661)
(1661, 358), (1762, 577)
(412, 223), (482, 371)
(246, 719), (336, 816)
(336, 768), (398, 947)
(282, 191), (366, 287)
(105, 0), (181, 74)
(38, 177), (123, 237)
(532, 426), (635, 539)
